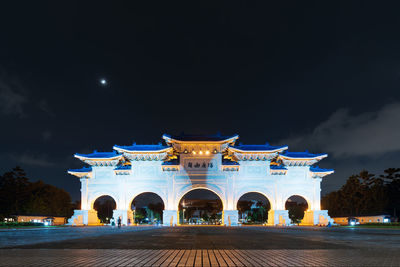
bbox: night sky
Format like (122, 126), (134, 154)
(1, 2), (400, 201)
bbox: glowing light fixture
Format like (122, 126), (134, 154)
(184, 149), (188, 154)
(199, 151), (203, 155)
(213, 149), (218, 154)
(192, 150), (196, 155)
(206, 150), (210, 155)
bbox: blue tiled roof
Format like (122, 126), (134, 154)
(114, 144), (169, 151)
(163, 133), (238, 142)
(75, 150), (120, 159)
(68, 167), (92, 173)
(270, 165), (287, 170)
(281, 151), (327, 158)
(231, 144), (287, 151)
(114, 165), (131, 170)
(310, 166), (334, 172)
(221, 159), (240, 165)
(162, 158), (180, 165)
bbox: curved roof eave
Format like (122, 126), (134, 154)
(279, 153), (328, 160)
(74, 154), (123, 161)
(113, 145), (171, 153)
(229, 145), (288, 153)
(162, 134), (239, 144)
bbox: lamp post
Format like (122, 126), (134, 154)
(182, 200), (185, 224)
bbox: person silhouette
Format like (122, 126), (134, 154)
(117, 217), (121, 228)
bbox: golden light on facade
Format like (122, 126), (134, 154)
(192, 150), (196, 155)
(199, 151), (203, 155)
(206, 150), (210, 155)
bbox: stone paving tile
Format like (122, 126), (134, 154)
(0, 226), (159, 248)
(1, 249), (399, 267)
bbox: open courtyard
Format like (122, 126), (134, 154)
(0, 226), (399, 266)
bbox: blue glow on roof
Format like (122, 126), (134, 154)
(114, 165), (131, 170)
(68, 167), (92, 173)
(75, 150), (119, 159)
(310, 166), (334, 172)
(222, 159), (240, 165)
(270, 165), (287, 170)
(281, 151), (327, 158)
(162, 158), (180, 165)
(232, 144), (287, 151)
(114, 144), (169, 151)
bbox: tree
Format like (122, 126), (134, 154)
(322, 168), (400, 218)
(0, 167), (75, 220)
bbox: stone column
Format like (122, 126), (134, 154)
(163, 210), (178, 226)
(301, 210), (334, 226)
(112, 209), (132, 226)
(267, 210), (290, 226)
(67, 209), (99, 226)
(223, 210), (239, 226)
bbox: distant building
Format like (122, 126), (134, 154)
(11, 215), (67, 225)
(332, 215), (391, 225)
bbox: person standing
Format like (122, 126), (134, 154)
(117, 217), (121, 228)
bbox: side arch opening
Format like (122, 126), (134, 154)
(237, 192), (271, 225)
(130, 192), (165, 225)
(285, 195), (309, 224)
(93, 195), (117, 224)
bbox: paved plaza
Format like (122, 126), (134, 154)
(0, 226), (399, 266)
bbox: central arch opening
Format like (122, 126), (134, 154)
(178, 189), (223, 225)
(131, 193), (165, 225)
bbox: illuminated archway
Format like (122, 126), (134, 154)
(178, 189), (223, 225)
(237, 192), (271, 225)
(130, 192), (165, 225)
(93, 195), (117, 224)
(285, 195), (309, 224)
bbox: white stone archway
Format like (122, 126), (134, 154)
(67, 134), (334, 226)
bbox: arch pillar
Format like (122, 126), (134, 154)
(163, 210), (177, 226)
(267, 210), (290, 226)
(113, 209), (133, 226)
(223, 210), (238, 226)
(67, 209), (99, 225)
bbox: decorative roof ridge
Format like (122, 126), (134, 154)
(75, 150), (121, 159)
(68, 167), (92, 173)
(270, 165), (287, 170)
(163, 133), (239, 143)
(229, 144), (288, 152)
(221, 159), (240, 165)
(310, 166), (334, 172)
(114, 165), (132, 170)
(114, 144), (170, 152)
(280, 151), (327, 159)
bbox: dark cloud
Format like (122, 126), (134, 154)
(41, 131), (52, 141)
(11, 152), (55, 167)
(281, 102), (400, 158)
(0, 72), (28, 117)
(38, 99), (55, 117)
(1, 1), (400, 200)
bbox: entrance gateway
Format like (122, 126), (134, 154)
(67, 134), (334, 226)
